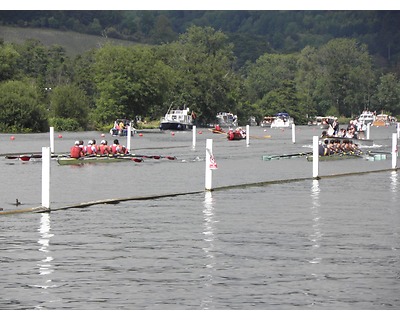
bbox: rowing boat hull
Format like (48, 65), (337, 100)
(57, 156), (140, 165)
(306, 154), (361, 162)
(320, 135), (373, 147)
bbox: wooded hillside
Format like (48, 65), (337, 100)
(1, 11), (400, 69)
(1, 11), (400, 133)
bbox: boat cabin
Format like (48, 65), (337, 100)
(160, 107), (194, 130)
(216, 112), (238, 127)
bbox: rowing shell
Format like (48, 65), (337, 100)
(57, 155), (144, 165)
(306, 153), (362, 161)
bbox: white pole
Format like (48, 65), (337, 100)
(292, 123), (296, 144)
(126, 125), (131, 153)
(41, 147), (51, 210)
(313, 136), (319, 179)
(192, 125), (196, 149)
(366, 123), (371, 140)
(397, 123), (400, 139)
(49, 127), (54, 154)
(246, 124), (250, 146)
(205, 139), (213, 191)
(392, 133), (397, 169)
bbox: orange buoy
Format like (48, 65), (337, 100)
(10, 136), (15, 141)
(58, 134), (63, 138)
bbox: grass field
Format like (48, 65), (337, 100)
(0, 26), (138, 56)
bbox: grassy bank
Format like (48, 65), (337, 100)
(0, 26), (137, 56)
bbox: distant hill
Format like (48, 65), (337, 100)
(0, 26), (138, 56)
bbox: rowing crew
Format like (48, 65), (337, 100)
(70, 139), (128, 158)
(319, 139), (361, 156)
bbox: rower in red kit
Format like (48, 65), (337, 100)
(99, 140), (110, 155)
(70, 141), (84, 158)
(111, 139), (128, 155)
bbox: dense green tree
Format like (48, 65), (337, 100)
(2, 15), (400, 132)
(295, 46), (319, 116)
(245, 53), (298, 98)
(315, 38), (375, 117)
(49, 84), (90, 130)
(0, 43), (20, 81)
(159, 26), (241, 124)
(244, 53), (299, 119)
(93, 44), (173, 125)
(0, 80), (48, 132)
(71, 50), (97, 109)
(150, 15), (177, 44)
(13, 39), (48, 79)
(375, 73), (400, 115)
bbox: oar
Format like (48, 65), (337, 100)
(152, 155), (177, 160)
(19, 155), (32, 161)
(130, 154), (177, 160)
(262, 152), (312, 161)
(367, 150), (392, 155)
(104, 154), (144, 162)
(5, 155), (32, 161)
(5, 155), (19, 160)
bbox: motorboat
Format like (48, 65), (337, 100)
(248, 116), (258, 126)
(110, 119), (136, 136)
(357, 111), (375, 125)
(159, 106), (194, 130)
(270, 113), (294, 128)
(308, 116), (337, 129)
(216, 112), (238, 127)
(372, 113), (397, 127)
(260, 116), (274, 127)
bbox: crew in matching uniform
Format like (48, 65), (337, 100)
(70, 138), (129, 157)
(111, 139), (129, 154)
(84, 140), (98, 155)
(70, 141), (84, 158)
(99, 140), (110, 155)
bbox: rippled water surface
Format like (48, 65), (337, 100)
(1, 125), (399, 309)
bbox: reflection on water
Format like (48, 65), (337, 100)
(35, 213), (55, 309)
(390, 171), (398, 194)
(201, 191), (217, 309)
(309, 180), (322, 266)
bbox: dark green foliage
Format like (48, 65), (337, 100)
(1, 13), (400, 132)
(0, 80), (48, 132)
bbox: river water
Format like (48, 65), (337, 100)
(0, 125), (399, 310)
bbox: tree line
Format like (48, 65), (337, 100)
(1, 11), (400, 69)
(1, 25), (400, 132)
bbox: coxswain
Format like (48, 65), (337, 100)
(70, 141), (84, 158)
